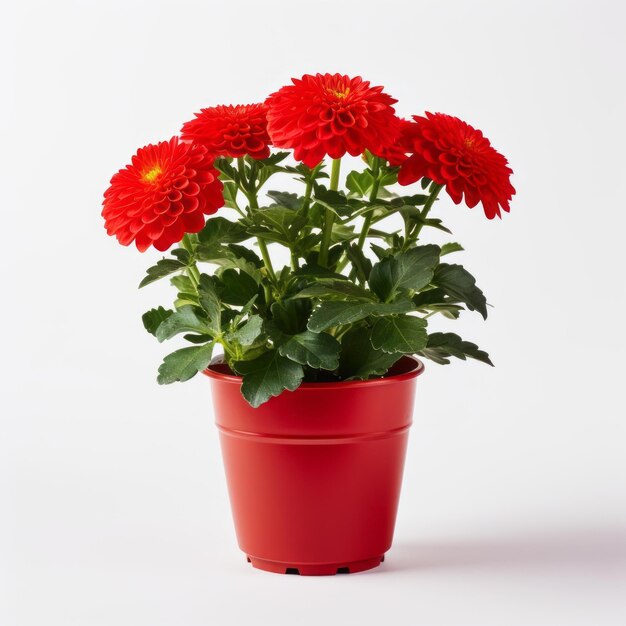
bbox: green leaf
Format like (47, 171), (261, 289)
(196, 245), (262, 283)
(419, 332), (493, 366)
(346, 170), (375, 197)
(307, 299), (414, 332)
(267, 190), (301, 209)
(421, 177), (432, 190)
(344, 243), (373, 283)
(171, 248), (191, 264)
(253, 207), (306, 239)
(369, 245), (440, 301)
(139, 258), (185, 288)
(228, 244), (262, 267)
(338, 327), (401, 379)
(157, 343), (215, 384)
(422, 218), (452, 234)
(270, 299), (311, 335)
(155, 305), (210, 343)
(259, 152), (290, 167)
(183, 333), (213, 344)
(293, 280), (376, 302)
(231, 314), (265, 346)
(219, 268), (259, 306)
(292, 263), (345, 280)
(370, 315), (428, 354)
(432, 264), (488, 319)
(278, 330), (340, 370)
(233, 351), (304, 408)
(213, 156), (237, 181)
(198, 217), (248, 246)
(330, 222), (356, 243)
(222, 182), (238, 209)
(174, 292), (200, 308)
(142, 307), (173, 336)
(170, 275), (195, 293)
(313, 184), (349, 208)
(395, 193), (428, 206)
(441, 242), (464, 256)
(197, 274), (222, 334)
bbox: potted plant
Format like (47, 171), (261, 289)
(102, 73), (515, 575)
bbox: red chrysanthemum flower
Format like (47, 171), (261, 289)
(180, 103), (271, 160)
(102, 137), (224, 252)
(265, 73), (399, 167)
(396, 113), (515, 219)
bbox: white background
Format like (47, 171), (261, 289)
(3, 0), (626, 624)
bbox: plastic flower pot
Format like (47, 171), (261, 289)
(203, 355), (424, 576)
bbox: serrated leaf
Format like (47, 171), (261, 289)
(155, 305), (209, 343)
(183, 333), (213, 344)
(270, 299), (311, 335)
(344, 243), (373, 282)
(171, 248), (192, 264)
(307, 299), (414, 332)
(419, 332), (493, 366)
(227, 244), (262, 267)
(253, 207), (306, 239)
(293, 280), (376, 302)
(170, 275), (195, 293)
(174, 292), (200, 308)
(157, 343), (215, 384)
(432, 264), (488, 319)
(338, 327), (401, 379)
(196, 245), (262, 283)
(330, 222), (355, 243)
(219, 268), (259, 306)
(370, 315), (428, 354)
(313, 184), (349, 208)
(138, 258), (185, 288)
(142, 307), (173, 336)
(369, 245), (440, 301)
(396, 193), (428, 206)
(231, 315), (265, 346)
(213, 157), (237, 181)
(346, 170), (374, 197)
(259, 152), (290, 167)
(278, 330), (340, 370)
(221, 182), (238, 209)
(197, 274), (222, 334)
(422, 218), (452, 234)
(233, 351), (304, 408)
(440, 242), (464, 256)
(292, 263), (345, 280)
(198, 217), (248, 246)
(267, 190), (301, 209)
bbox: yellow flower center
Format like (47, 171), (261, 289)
(142, 165), (163, 184)
(328, 87), (350, 99)
(463, 138), (475, 150)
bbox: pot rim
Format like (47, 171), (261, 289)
(202, 354), (424, 390)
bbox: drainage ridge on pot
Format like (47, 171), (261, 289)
(203, 355), (424, 575)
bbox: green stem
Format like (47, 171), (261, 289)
(318, 158), (341, 267)
(355, 158), (381, 251)
(341, 157), (382, 277)
(290, 250), (299, 271)
(181, 234), (200, 286)
(408, 183), (443, 245)
(257, 237), (277, 282)
(236, 157), (277, 285)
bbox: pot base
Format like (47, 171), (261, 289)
(246, 554), (385, 576)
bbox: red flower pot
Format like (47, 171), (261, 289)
(203, 356), (424, 576)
